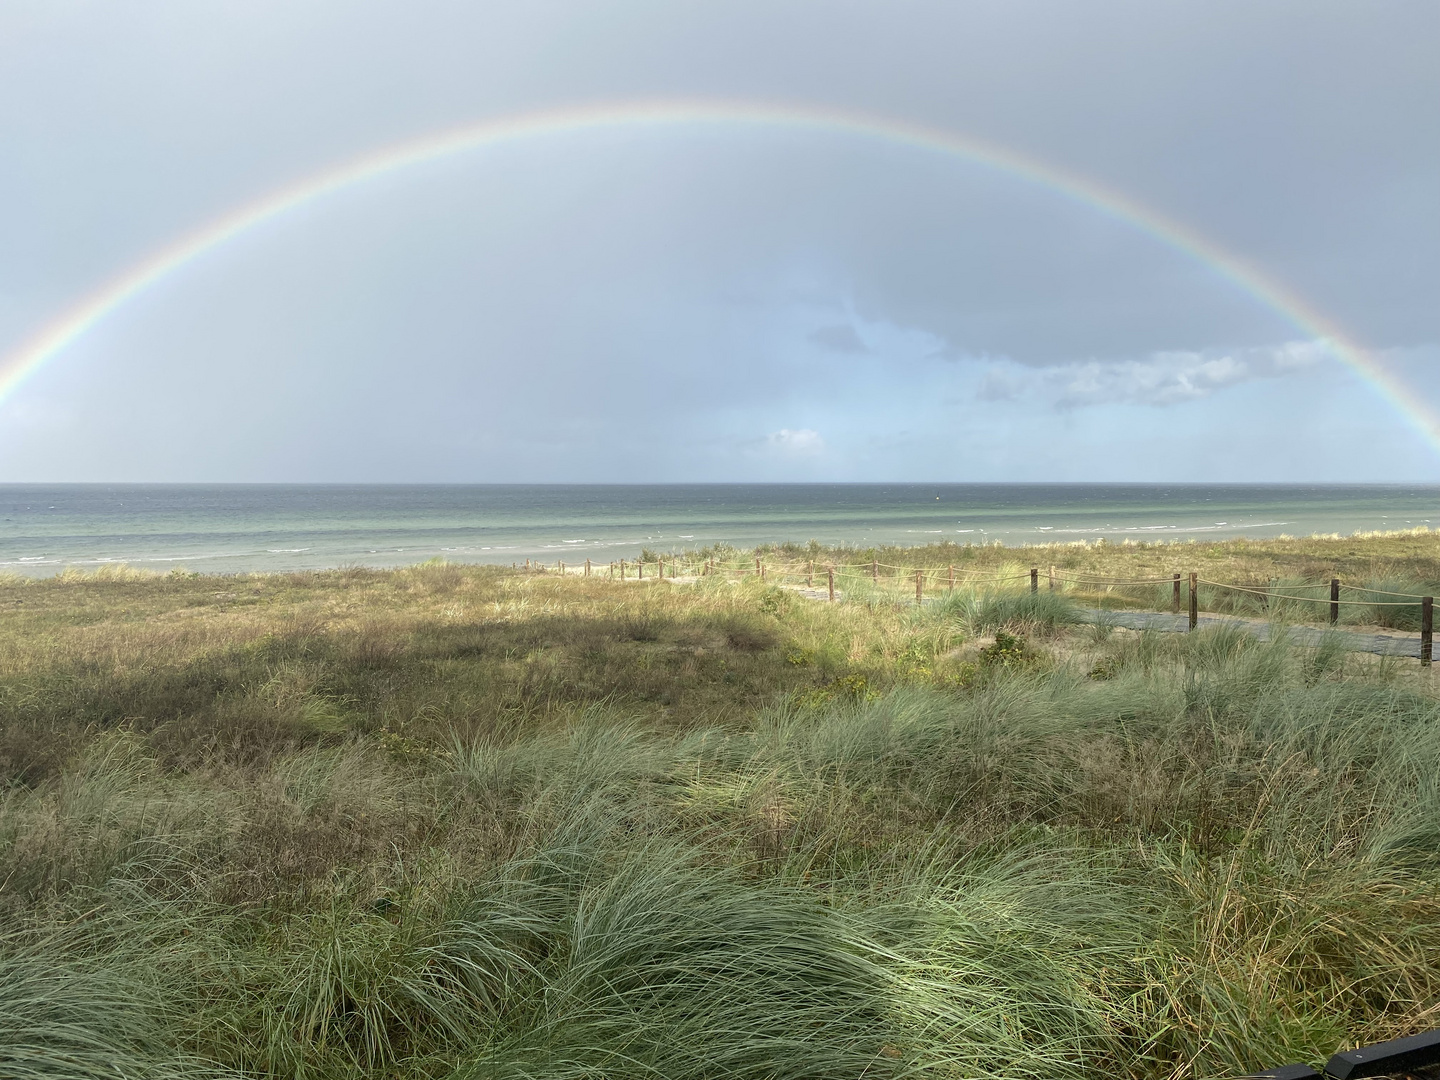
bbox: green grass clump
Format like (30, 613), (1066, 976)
(3, 547), (1440, 1079)
(931, 587), (1082, 634)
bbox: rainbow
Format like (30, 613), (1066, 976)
(3, 98), (1436, 454)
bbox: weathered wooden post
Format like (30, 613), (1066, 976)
(807, 561), (813, 588)
(1188, 572), (1198, 630)
(1172, 573), (1181, 613)
(915, 569), (923, 605)
(1030, 568), (1038, 594)
(1330, 578), (1340, 625)
(1048, 565), (1055, 591)
(872, 559), (878, 584)
(827, 565), (835, 602)
(621, 560), (626, 580)
(1423, 596), (1434, 667)
(585, 558), (591, 577)
(558, 561), (564, 574)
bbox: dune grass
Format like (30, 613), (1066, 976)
(3, 546), (1440, 1079)
(718, 530), (1440, 628)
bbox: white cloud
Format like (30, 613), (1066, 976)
(765, 428), (824, 454)
(978, 340), (1327, 408)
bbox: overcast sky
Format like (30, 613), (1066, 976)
(0, 1), (1436, 482)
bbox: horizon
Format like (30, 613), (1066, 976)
(4, 479), (1440, 490)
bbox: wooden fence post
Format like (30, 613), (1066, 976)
(1423, 596), (1434, 667)
(1330, 578), (1340, 625)
(1172, 573), (1181, 613)
(948, 565), (954, 592)
(1030, 568), (1038, 594)
(1048, 565), (1055, 591)
(807, 561), (813, 588)
(872, 559), (878, 584)
(828, 566), (835, 602)
(621, 560), (626, 580)
(915, 569), (923, 605)
(585, 558), (591, 577)
(558, 561), (563, 574)
(1188, 573), (1198, 630)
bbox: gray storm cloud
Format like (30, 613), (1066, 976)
(810, 325), (869, 354)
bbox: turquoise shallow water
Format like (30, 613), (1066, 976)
(0, 484), (1437, 577)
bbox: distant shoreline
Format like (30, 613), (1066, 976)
(6, 525), (1438, 582)
(2, 482), (1435, 576)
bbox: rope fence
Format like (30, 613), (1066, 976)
(509, 554), (1438, 667)
(1338, 582), (1430, 598)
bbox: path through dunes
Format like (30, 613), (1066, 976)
(778, 582), (1429, 659)
(1075, 609), (1426, 658)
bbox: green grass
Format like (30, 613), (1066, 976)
(718, 530), (1440, 627)
(3, 547), (1440, 1079)
(928, 587), (1083, 634)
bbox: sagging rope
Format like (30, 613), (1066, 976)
(1339, 582), (1430, 599)
(1197, 579), (1423, 606)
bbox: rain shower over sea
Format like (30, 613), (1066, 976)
(1, 484), (1437, 577)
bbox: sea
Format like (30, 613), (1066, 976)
(0, 484), (1437, 577)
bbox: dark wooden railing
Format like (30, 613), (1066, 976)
(1255, 1029), (1440, 1080)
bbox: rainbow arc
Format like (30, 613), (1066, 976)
(2, 98), (1435, 455)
